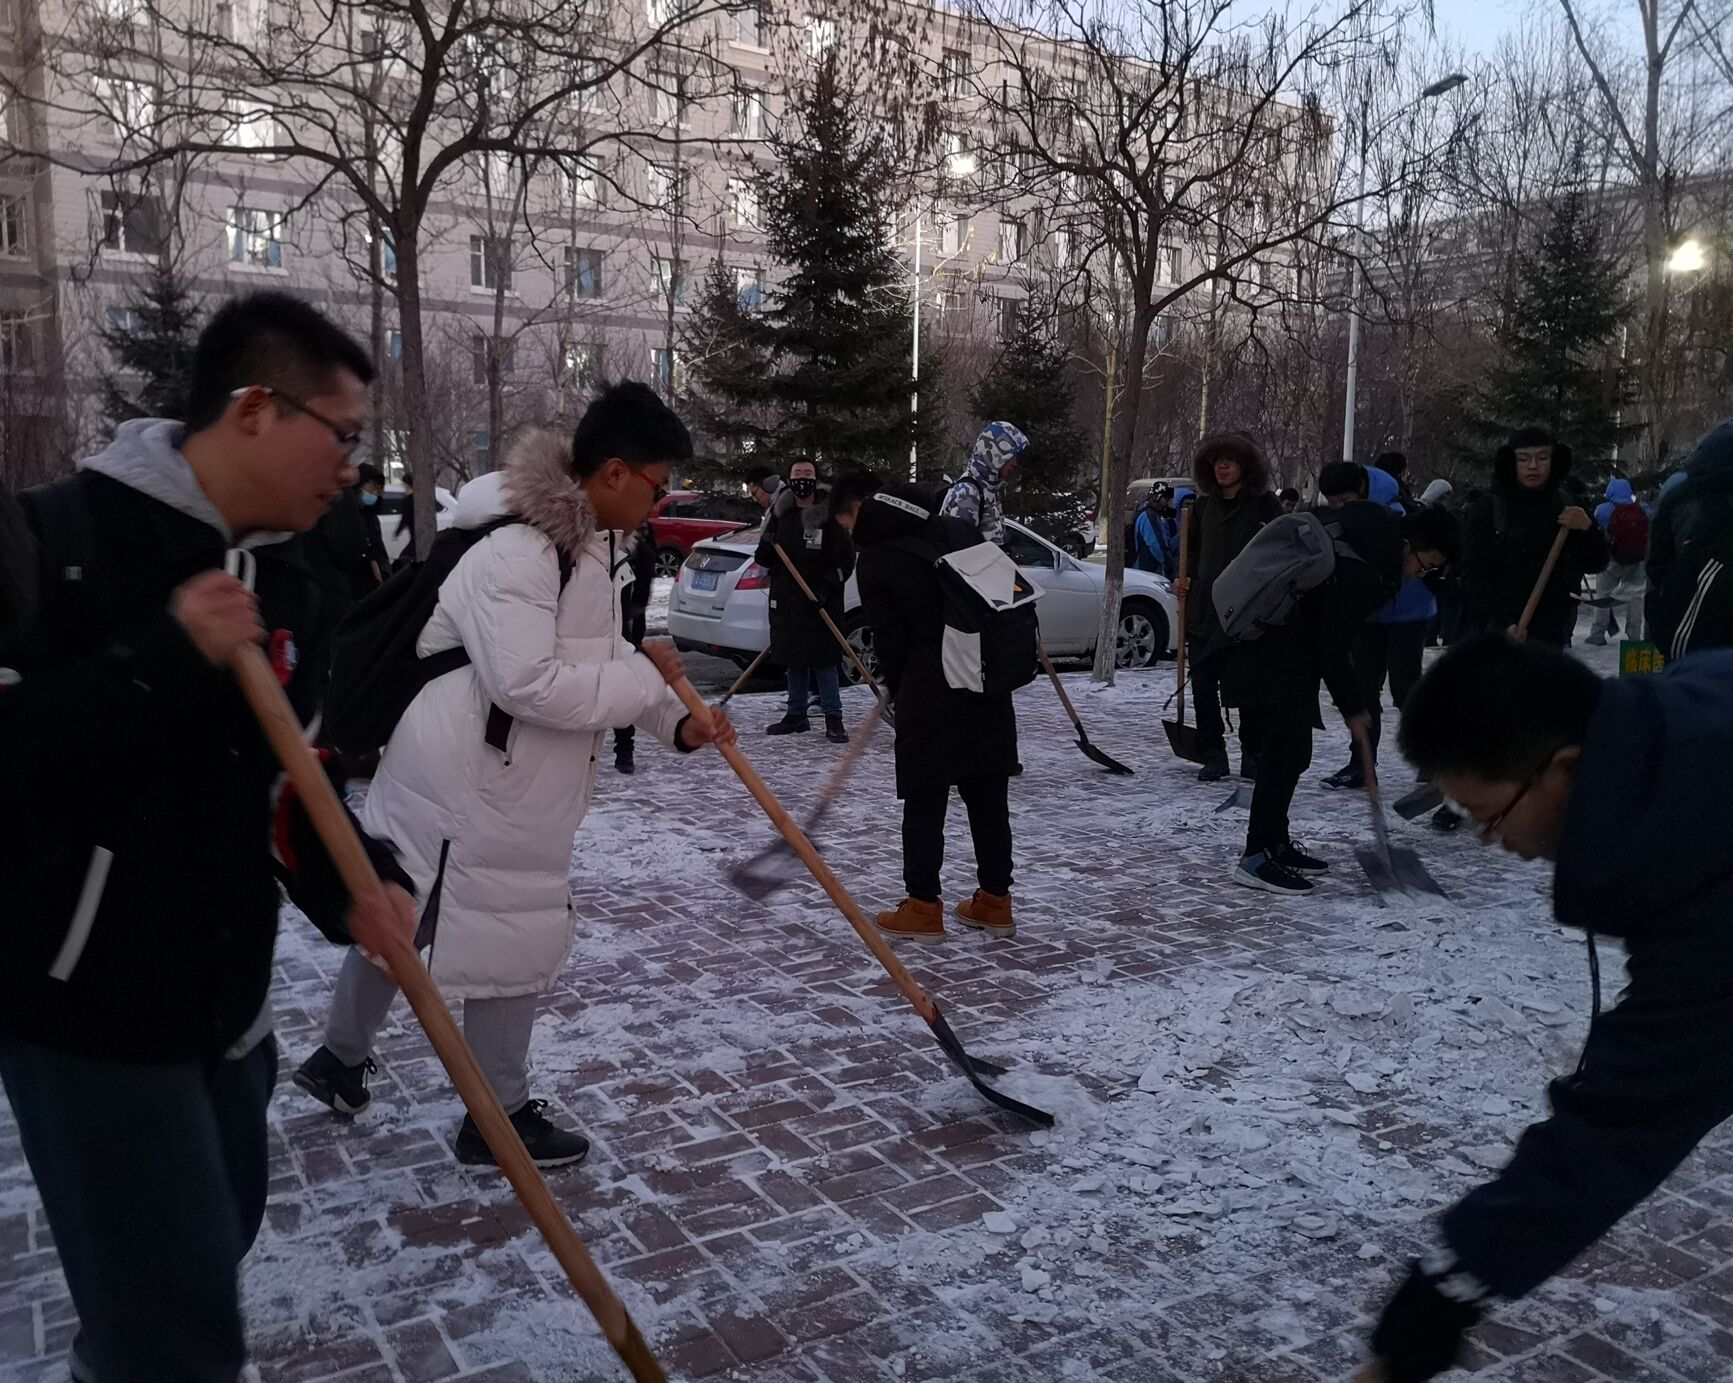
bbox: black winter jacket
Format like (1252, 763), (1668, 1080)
(1218, 501), (1403, 724)
(853, 490), (1017, 797)
(0, 434), (410, 1063)
(1462, 450), (1608, 646)
(1186, 489), (1281, 647)
(1646, 420), (1733, 656)
(1436, 653), (1733, 1301)
(756, 497), (855, 669)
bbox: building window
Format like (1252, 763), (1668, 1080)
(736, 266), (764, 310)
(651, 346), (682, 391)
(731, 1), (764, 46)
(998, 217), (1023, 263)
(106, 305), (142, 334)
(1155, 315), (1176, 348)
(651, 68), (684, 127)
(561, 341), (604, 387)
(369, 226), (397, 280)
(469, 233), (511, 290)
(941, 49), (970, 98)
(0, 310), (34, 371)
(92, 0), (142, 26)
(470, 334), (515, 384)
(646, 0), (673, 24)
(998, 297), (1020, 340)
(95, 77), (155, 142)
(566, 246), (604, 298)
(731, 88), (765, 139)
(805, 16), (836, 56)
(225, 99), (275, 150)
(728, 177), (759, 229)
(646, 162), (685, 208)
(1158, 244), (1179, 284)
(388, 329), (402, 361)
(99, 189), (164, 255)
(229, 206), (285, 267)
(945, 133), (977, 181)
(0, 193), (26, 256)
(568, 158), (604, 209)
(936, 287), (962, 319)
(940, 213), (968, 257)
(651, 255), (686, 306)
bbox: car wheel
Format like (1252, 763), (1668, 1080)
(1115, 598), (1167, 670)
(840, 613), (880, 686)
(654, 546), (685, 579)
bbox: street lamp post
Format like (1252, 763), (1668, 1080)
(1340, 72), (1466, 464)
(910, 214), (922, 481)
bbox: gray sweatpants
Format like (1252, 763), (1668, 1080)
(323, 947), (539, 1114)
(1592, 561), (1646, 641)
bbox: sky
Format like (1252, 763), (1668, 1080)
(1431, 0), (1523, 56)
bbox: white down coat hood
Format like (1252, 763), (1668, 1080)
(359, 431), (687, 998)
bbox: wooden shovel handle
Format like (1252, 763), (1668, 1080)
(1037, 641), (1085, 733)
(770, 540), (885, 700)
(231, 647), (665, 1383)
(721, 647), (769, 705)
(671, 676), (938, 1023)
(1515, 528), (1570, 638)
(1173, 500), (1191, 721)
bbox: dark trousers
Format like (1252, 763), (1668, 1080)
(1241, 705), (1312, 858)
(787, 663), (843, 718)
(1189, 647), (1227, 752)
(1351, 621), (1427, 761)
(902, 775), (1014, 902)
(0, 1034), (279, 1382)
(615, 607), (649, 753)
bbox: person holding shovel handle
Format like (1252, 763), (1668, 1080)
(0, 293), (420, 1383)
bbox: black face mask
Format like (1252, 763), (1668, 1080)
(789, 477), (817, 498)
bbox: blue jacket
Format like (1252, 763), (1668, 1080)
(1365, 466), (1436, 624)
(1133, 507), (1175, 576)
(1593, 477), (1636, 529)
(1436, 653), (1733, 1300)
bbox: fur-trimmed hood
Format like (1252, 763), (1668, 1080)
(453, 428), (598, 555)
(1492, 427), (1575, 495)
(1191, 431), (1272, 497)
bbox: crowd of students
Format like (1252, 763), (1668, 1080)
(2, 287), (1732, 1383)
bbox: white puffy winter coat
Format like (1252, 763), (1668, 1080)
(360, 432), (687, 998)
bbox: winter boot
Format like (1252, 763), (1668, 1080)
(1231, 851), (1315, 896)
(874, 898), (945, 943)
(766, 715), (811, 736)
(1431, 804), (1465, 833)
(1322, 761), (1365, 790)
(614, 741), (635, 775)
(1273, 841), (1329, 875)
(455, 1099), (590, 1169)
(955, 889), (1016, 937)
(1196, 747), (1231, 783)
(824, 714), (848, 744)
(293, 1045), (378, 1118)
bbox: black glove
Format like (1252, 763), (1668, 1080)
(1368, 1262), (1484, 1383)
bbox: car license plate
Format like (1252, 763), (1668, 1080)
(693, 570), (719, 591)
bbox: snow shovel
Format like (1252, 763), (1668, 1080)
(672, 675), (1053, 1127)
(718, 647), (770, 709)
(729, 697), (884, 901)
(1163, 504), (1208, 764)
(1512, 528), (1570, 639)
(233, 647), (667, 1383)
(1392, 781), (1445, 820)
(1038, 642), (1133, 775)
(769, 541), (892, 718)
(1352, 740), (1446, 901)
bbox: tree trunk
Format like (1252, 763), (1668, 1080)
(1638, 0), (1669, 461)
(1090, 300), (1155, 685)
(394, 226), (436, 560)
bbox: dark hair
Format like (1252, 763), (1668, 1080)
(355, 462), (384, 487)
(828, 470), (877, 516)
(1373, 451), (1407, 478)
(1278, 486), (1300, 504)
(185, 292), (374, 433)
(1191, 431), (1271, 496)
(1398, 635), (1602, 782)
(1318, 461), (1369, 499)
(570, 380), (693, 479)
(1401, 504), (1461, 565)
(752, 470), (781, 490)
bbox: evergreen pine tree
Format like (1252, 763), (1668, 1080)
(1460, 194), (1632, 466)
(970, 297), (1091, 545)
(684, 54), (932, 473)
(100, 261), (201, 427)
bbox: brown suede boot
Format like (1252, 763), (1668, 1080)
(955, 890), (1015, 937)
(874, 898), (945, 942)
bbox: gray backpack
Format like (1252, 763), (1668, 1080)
(1211, 511), (1359, 641)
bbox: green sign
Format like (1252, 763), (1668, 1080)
(1620, 640), (1666, 676)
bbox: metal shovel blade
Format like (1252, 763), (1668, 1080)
(1353, 843), (1402, 901)
(1393, 782), (1445, 820)
(1358, 785), (1448, 900)
(929, 1005), (1054, 1127)
(1077, 730), (1134, 776)
(1162, 718), (1209, 765)
(1213, 782), (1254, 812)
(727, 839), (809, 901)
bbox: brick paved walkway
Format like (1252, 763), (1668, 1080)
(5, 656), (1731, 1382)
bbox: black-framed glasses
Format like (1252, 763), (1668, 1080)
(1474, 761), (1551, 841)
(233, 385), (363, 455)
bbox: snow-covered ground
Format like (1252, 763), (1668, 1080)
(6, 637), (1730, 1383)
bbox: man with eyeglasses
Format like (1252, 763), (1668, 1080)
(0, 291), (417, 1381)
(1362, 633), (1733, 1383)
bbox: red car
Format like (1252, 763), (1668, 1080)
(647, 491), (763, 576)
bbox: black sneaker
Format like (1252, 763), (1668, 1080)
(1274, 841), (1329, 874)
(766, 715), (811, 736)
(1431, 804), (1465, 832)
(615, 746), (635, 774)
(1231, 851), (1315, 895)
(1197, 751), (1231, 783)
(824, 714), (848, 744)
(1322, 762), (1365, 790)
(455, 1099), (591, 1169)
(293, 1045), (377, 1118)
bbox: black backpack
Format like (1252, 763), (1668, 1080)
(321, 517), (573, 757)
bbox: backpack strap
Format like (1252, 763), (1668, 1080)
(18, 474), (96, 586)
(482, 533), (578, 755)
